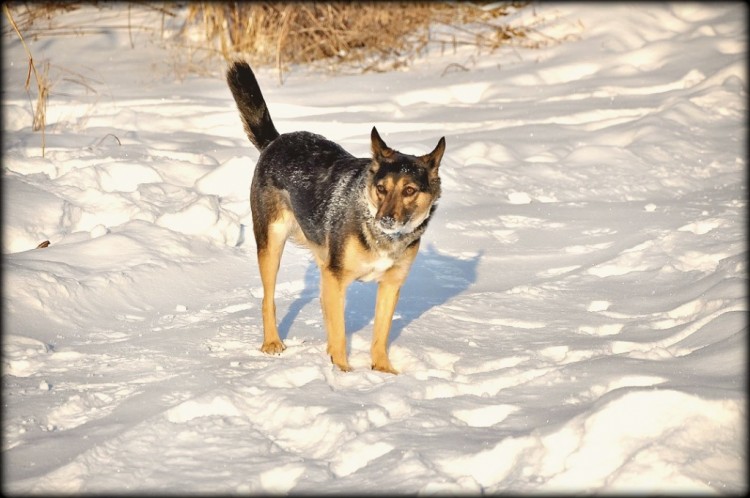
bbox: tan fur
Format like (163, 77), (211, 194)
(368, 177), (434, 231)
(259, 204), (422, 373)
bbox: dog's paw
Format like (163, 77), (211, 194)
(260, 340), (286, 355)
(371, 362), (399, 375)
(329, 356), (352, 372)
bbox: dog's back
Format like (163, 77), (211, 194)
(257, 131), (371, 247)
(227, 61), (372, 247)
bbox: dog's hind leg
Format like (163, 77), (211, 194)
(320, 268), (352, 372)
(256, 215), (291, 355)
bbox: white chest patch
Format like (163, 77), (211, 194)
(358, 255), (394, 282)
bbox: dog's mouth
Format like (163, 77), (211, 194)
(376, 210), (430, 237)
(377, 217), (406, 235)
(363, 189), (432, 237)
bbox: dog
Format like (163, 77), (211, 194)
(226, 61), (445, 374)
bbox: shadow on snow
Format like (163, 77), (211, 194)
(277, 244), (481, 347)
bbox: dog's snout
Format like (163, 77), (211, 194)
(378, 215), (396, 229)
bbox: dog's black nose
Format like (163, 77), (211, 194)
(379, 216), (396, 229)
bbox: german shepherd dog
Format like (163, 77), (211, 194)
(227, 61), (445, 374)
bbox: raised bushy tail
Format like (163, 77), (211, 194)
(226, 61), (280, 152)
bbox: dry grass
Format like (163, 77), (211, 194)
(5, 2), (545, 83)
(2, 1), (79, 34)
(3, 2), (559, 146)
(3, 3), (53, 156)
(3, 2), (119, 155)
(181, 2), (536, 81)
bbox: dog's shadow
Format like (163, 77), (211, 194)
(277, 244), (481, 348)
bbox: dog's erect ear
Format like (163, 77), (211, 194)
(421, 136), (446, 173)
(371, 127), (394, 161)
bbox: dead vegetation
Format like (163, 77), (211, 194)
(3, 3), (52, 156)
(3, 1), (562, 151)
(5, 2), (545, 84)
(181, 2), (536, 81)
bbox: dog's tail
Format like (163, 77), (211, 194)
(226, 61), (280, 152)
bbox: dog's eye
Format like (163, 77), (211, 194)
(376, 185), (387, 195)
(402, 186), (417, 197)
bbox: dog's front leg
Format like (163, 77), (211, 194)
(320, 268), (351, 372)
(371, 243), (418, 374)
(371, 281), (401, 374)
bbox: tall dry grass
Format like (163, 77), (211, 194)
(3, 1), (555, 149)
(182, 2), (534, 81)
(3, 2), (134, 154)
(3, 3), (52, 156)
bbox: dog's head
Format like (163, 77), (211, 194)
(366, 127), (445, 237)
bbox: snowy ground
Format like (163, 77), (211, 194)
(2, 2), (747, 494)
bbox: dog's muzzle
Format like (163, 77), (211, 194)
(377, 216), (410, 236)
(378, 216), (397, 230)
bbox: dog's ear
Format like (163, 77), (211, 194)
(421, 136), (446, 174)
(371, 127), (394, 161)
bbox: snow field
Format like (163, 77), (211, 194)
(2, 2), (746, 494)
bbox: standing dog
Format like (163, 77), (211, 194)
(227, 61), (445, 373)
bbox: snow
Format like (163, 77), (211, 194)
(1, 2), (746, 494)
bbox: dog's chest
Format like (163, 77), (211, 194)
(357, 253), (395, 282)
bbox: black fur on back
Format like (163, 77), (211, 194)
(254, 131), (372, 248)
(226, 61), (280, 151)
